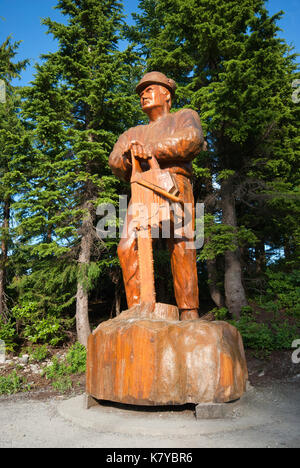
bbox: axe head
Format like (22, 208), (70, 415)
(134, 168), (180, 197)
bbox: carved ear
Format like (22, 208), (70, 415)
(166, 90), (172, 109)
(162, 87), (171, 106)
(158, 85), (172, 109)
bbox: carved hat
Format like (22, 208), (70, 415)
(136, 71), (177, 97)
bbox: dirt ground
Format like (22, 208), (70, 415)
(0, 381), (299, 448)
(0, 349), (299, 448)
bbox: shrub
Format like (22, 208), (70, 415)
(230, 315), (274, 356)
(257, 270), (300, 321)
(271, 321), (299, 350)
(30, 344), (49, 362)
(229, 312), (299, 358)
(214, 307), (229, 321)
(0, 319), (17, 352)
(0, 371), (31, 395)
(65, 342), (86, 374)
(11, 301), (72, 346)
(43, 342), (86, 392)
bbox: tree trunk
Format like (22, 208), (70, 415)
(0, 269), (5, 320)
(76, 201), (93, 347)
(207, 258), (225, 308)
(284, 238), (294, 260)
(115, 282), (121, 316)
(203, 173), (225, 309)
(240, 245), (251, 276)
(0, 199), (10, 321)
(255, 240), (266, 274)
(221, 178), (247, 319)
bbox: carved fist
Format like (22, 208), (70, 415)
(128, 140), (152, 160)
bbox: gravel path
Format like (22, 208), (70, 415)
(0, 382), (299, 448)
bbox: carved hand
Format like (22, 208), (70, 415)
(126, 140), (152, 161)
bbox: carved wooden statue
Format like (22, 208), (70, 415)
(86, 72), (248, 407)
(109, 71), (205, 320)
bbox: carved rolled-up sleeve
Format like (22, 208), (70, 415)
(149, 110), (204, 163)
(108, 132), (132, 182)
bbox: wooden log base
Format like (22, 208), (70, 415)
(86, 303), (248, 406)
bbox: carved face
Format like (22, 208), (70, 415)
(140, 84), (170, 112)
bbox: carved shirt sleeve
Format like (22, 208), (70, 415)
(149, 109), (204, 163)
(108, 131), (132, 182)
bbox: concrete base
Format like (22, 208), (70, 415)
(85, 393), (243, 419)
(85, 393), (244, 419)
(57, 387), (265, 438)
(195, 400), (241, 419)
(85, 394), (99, 410)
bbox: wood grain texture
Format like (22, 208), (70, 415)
(86, 303), (248, 405)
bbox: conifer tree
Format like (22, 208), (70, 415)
(0, 38), (29, 320)
(20, 0), (141, 345)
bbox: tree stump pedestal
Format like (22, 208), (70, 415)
(86, 303), (248, 406)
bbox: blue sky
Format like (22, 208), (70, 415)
(1, 0), (299, 86)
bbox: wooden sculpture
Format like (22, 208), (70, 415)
(109, 71), (203, 320)
(86, 72), (248, 406)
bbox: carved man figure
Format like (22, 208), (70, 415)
(109, 72), (205, 320)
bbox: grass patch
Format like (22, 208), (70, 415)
(0, 371), (31, 395)
(43, 342), (86, 392)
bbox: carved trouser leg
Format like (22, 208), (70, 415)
(117, 204), (141, 308)
(167, 237), (199, 310)
(167, 174), (199, 312)
(117, 174), (199, 312)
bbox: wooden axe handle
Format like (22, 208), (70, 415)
(132, 179), (181, 203)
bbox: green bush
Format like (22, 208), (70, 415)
(43, 356), (68, 380)
(213, 307), (229, 321)
(43, 342), (86, 392)
(217, 268), (300, 357)
(50, 375), (73, 392)
(0, 371), (31, 395)
(230, 315), (274, 355)
(43, 357), (73, 392)
(29, 344), (49, 362)
(230, 313), (299, 358)
(0, 318), (17, 351)
(11, 301), (71, 346)
(257, 270), (300, 321)
(65, 342), (87, 374)
(271, 321), (299, 350)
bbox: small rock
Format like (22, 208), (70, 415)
(20, 355), (29, 365)
(291, 374), (300, 381)
(29, 364), (40, 374)
(258, 370), (265, 377)
(246, 381), (254, 391)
